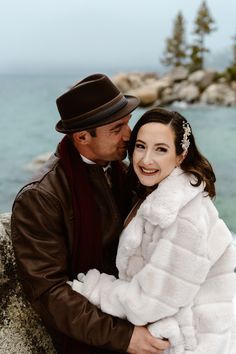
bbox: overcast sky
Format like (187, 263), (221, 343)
(1, 0), (236, 75)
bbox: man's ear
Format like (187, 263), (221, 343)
(73, 131), (92, 145)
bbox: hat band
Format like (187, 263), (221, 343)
(62, 96), (128, 130)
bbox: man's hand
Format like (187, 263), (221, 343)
(127, 326), (170, 354)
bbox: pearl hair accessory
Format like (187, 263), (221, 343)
(181, 121), (191, 152)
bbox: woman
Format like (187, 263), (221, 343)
(69, 108), (236, 354)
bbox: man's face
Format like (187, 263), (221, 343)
(87, 115), (131, 165)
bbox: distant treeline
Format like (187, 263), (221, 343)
(162, 0), (236, 81)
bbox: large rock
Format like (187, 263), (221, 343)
(127, 73), (144, 89)
(200, 83), (236, 106)
(231, 81), (236, 91)
(178, 83), (200, 103)
(24, 152), (52, 171)
(130, 77), (173, 105)
(0, 213), (56, 354)
(161, 81), (200, 104)
(149, 77), (173, 97)
(164, 66), (189, 82)
(160, 87), (179, 105)
(188, 70), (217, 90)
(112, 69), (236, 107)
(112, 72), (131, 92)
(112, 72), (159, 93)
(128, 86), (158, 106)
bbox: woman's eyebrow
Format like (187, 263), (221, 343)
(154, 143), (170, 147)
(136, 139), (145, 144)
(136, 139), (170, 148)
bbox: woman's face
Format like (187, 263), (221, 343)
(133, 122), (184, 187)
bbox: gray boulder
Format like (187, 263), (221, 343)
(178, 83), (200, 103)
(160, 87), (179, 105)
(24, 152), (52, 171)
(128, 86), (158, 106)
(200, 83), (236, 106)
(231, 81), (236, 91)
(164, 66), (189, 82)
(188, 70), (217, 90)
(112, 72), (131, 92)
(0, 213), (56, 354)
(112, 72), (159, 93)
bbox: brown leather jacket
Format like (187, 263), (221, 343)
(11, 151), (134, 354)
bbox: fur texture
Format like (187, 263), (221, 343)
(71, 168), (236, 353)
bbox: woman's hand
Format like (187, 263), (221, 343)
(127, 326), (170, 354)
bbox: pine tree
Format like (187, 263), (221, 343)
(225, 31), (236, 81)
(190, 0), (216, 70)
(162, 11), (187, 67)
(232, 32), (236, 67)
(188, 45), (203, 72)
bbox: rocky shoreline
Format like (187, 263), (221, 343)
(112, 67), (236, 107)
(0, 213), (56, 354)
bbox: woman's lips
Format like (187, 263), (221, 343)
(140, 167), (159, 175)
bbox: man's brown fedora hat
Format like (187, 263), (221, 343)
(55, 73), (140, 133)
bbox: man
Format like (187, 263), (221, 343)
(11, 74), (169, 354)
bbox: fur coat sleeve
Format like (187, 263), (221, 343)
(70, 168), (236, 353)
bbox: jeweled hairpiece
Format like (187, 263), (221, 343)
(181, 121), (191, 152)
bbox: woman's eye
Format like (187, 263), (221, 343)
(157, 147), (167, 153)
(135, 143), (145, 149)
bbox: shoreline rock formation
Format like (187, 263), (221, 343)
(112, 67), (236, 107)
(0, 213), (56, 354)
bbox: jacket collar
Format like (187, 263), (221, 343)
(138, 167), (204, 228)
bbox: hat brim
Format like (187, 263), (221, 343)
(55, 95), (139, 134)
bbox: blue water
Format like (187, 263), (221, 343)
(0, 75), (236, 233)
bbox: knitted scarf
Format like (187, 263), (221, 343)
(59, 136), (129, 354)
(59, 135), (102, 276)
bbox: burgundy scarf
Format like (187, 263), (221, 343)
(59, 136), (129, 354)
(59, 135), (103, 276)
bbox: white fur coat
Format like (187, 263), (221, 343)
(70, 167), (236, 354)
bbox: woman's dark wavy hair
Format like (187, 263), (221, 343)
(127, 107), (216, 198)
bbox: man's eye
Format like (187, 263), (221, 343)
(113, 128), (122, 134)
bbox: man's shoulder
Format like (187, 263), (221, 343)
(15, 153), (68, 203)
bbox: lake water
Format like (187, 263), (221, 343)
(0, 75), (235, 233)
